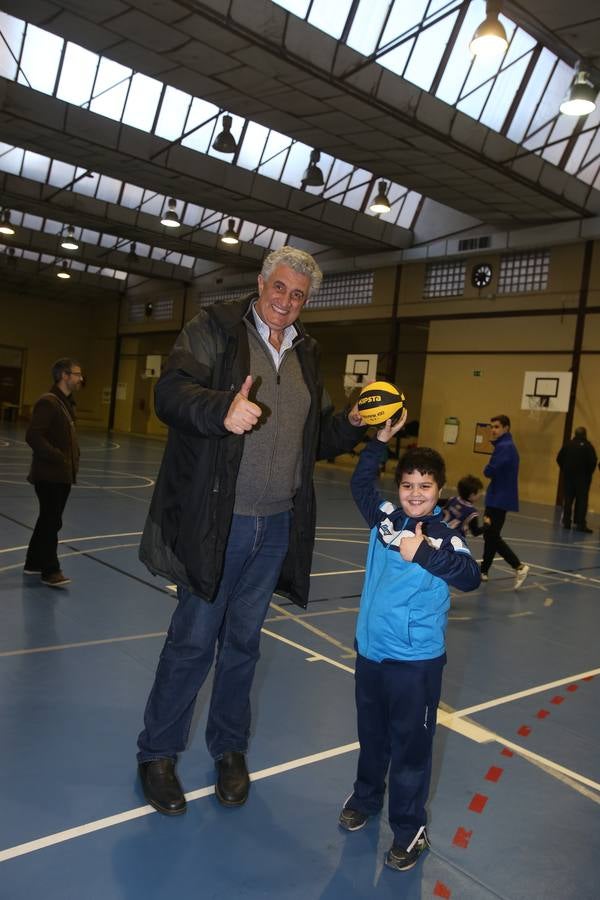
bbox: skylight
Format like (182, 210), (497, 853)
(271, 0), (600, 192)
(0, 143), (302, 257)
(0, 10), (421, 230)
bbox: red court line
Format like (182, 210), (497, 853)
(438, 674), (594, 896)
(468, 793), (488, 813)
(452, 827), (473, 848)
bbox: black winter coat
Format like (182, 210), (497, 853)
(139, 295), (365, 608)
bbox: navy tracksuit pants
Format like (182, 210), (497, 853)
(346, 652), (445, 847)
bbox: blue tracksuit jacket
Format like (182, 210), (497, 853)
(351, 440), (481, 663)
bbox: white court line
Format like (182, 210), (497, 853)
(1, 628), (598, 862)
(0, 632), (167, 659)
(0, 743), (359, 863)
(0, 531), (143, 555)
(449, 667), (600, 718)
(0, 543), (141, 574)
(261, 627), (355, 673)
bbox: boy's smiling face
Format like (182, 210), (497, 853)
(398, 470), (440, 518)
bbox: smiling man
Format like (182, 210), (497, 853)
(137, 246), (367, 817)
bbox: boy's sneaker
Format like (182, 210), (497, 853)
(41, 571), (71, 588)
(23, 566), (41, 575)
(480, 570), (489, 582)
(385, 828), (429, 872)
(338, 806), (369, 831)
(514, 564), (529, 589)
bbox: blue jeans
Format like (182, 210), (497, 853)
(137, 511), (291, 762)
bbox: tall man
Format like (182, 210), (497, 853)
(24, 358), (82, 587)
(137, 246), (367, 816)
(556, 426), (597, 533)
(481, 414), (529, 589)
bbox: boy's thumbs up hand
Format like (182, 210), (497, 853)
(399, 521), (425, 561)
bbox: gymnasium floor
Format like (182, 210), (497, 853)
(0, 426), (598, 899)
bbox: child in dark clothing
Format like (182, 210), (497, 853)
(339, 414), (481, 872)
(442, 475), (487, 538)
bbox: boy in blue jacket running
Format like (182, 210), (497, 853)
(339, 414), (480, 872)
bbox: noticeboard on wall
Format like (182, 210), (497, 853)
(474, 422), (493, 454)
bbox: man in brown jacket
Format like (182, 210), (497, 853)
(24, 358), (82, 587)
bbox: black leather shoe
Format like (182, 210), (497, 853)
(138, 759), (186, 815)
(575, 526), (593, 533)
(215, 751), (250, 806)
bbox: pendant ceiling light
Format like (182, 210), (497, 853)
(560, 67), (597, 116)
(60, 225), (79, 251)
(220, 218), (239, 245)
(160, 198), (181, 228)
(212, 115), (239, 154)
(369, 181), (391, 214)
(469, 1), (508, 57)
(302, 149), (325, 188)
(56, 260), (71, 279)
(0, 208), (16, 236)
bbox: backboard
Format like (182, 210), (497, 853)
(520, 371), (572, 413)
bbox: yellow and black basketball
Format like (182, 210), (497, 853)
(357, 381), (406, 426)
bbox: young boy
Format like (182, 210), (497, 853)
(442, 474), (487, 538)
(339, 416), (481, 872)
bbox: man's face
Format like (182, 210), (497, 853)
(255, 265), (310, 333)
(64, 366), (84, 393)
(490, 420), (509, 440)
(398, 470), (440, 519)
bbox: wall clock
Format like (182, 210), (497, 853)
(471, 263), (493, 289)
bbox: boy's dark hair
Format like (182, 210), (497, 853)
(395, 447), (446, 488)
(52, 358), (79, 383)
(490, 414), (510, 429)
(458, 475), (483, 500)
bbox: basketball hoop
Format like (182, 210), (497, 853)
(525, 394), (545, 421)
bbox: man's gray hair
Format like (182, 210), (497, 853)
(261, 245), (322, 297)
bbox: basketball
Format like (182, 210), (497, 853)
(357, 381), (406, 426)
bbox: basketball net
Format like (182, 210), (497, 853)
(526, 394), (543, 422)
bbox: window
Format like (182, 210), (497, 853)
(423, 261), (465, 298)
(498, 250), (549, 293)
(310, 271), (374, 308)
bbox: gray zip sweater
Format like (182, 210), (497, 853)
(234, 322), (310, 515)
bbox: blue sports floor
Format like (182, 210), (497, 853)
(0, 426), (599, 899)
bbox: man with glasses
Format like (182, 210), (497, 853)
(24, 358), (82, 587)
(137, 246), (367, 816)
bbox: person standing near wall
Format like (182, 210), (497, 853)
(556, 427), (597, 533)
(480, 414), (529, 588)
(24, 358), (82, 587)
